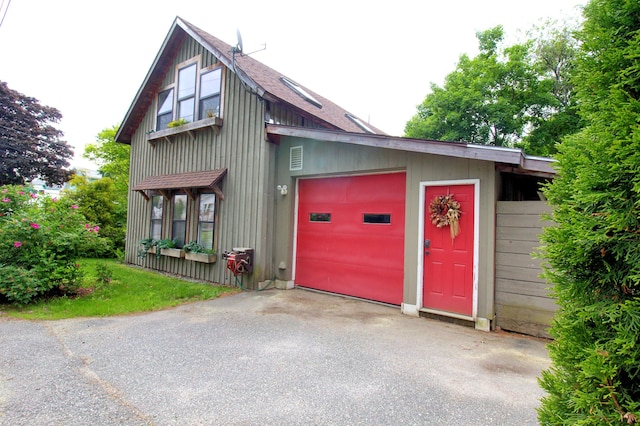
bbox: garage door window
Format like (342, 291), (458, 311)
(310, 213), (331, 222)
(363, 213), (391, 224)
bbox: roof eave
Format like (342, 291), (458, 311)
(266, 125), (556, 175)
(115, 17), (186, 144)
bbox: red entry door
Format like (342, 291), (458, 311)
(423, 184), (475, 316)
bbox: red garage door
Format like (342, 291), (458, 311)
(295, 173), (406, 305)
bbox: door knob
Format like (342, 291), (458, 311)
(424, 239), (430, 255)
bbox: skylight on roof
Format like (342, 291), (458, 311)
(345, 113), (376, 134)
(280, 77), (323, 108)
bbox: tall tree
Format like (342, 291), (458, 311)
(0, 81), (73, 185)
(75, 125), (130, 255)
(82, 125), (129, 195)
(538, 0), (640, 423)
(405, 25), (581, 156)
(519, 20), (583, 156)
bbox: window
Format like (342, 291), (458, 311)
(345, 113), (376, 134)
(197, 193), (216, 250)
(154, 59), (224, 132)
(199, 68), (222, 119)
(156, 89), (174, 130)
(310, 213), (331, 222)
(280, 76), (322, 108)
(172, 194), (188, 248)
(177, 63), (197, 123)
(363, 213), (391, 224)
(150, 195), (163, 240)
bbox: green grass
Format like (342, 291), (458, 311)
(0, 258), (239, 320)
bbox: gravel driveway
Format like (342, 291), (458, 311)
(0, 289), (550, 425)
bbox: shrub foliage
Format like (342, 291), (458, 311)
(0, 185), (110, 304)
(537, 0), (640, 423)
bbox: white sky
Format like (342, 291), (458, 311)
(0, 0), (583, 170)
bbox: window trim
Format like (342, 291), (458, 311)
(177, 62), (197, 123)
(156, 88), (175, 131)
(150, 195), (163, 240)
(197, 192), (217, 250)
(171, 193), (188, 248)
(198, 67), (223, 120)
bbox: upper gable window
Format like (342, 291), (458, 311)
(177, 63), (197, 123)
(280, 77), (322, 108)
(154, 58), (224, 132)
(156, 88), (174, 130)
(199, 67), (222, 119)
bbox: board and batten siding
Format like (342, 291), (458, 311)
(124, 36), (274, 288)
(495, 201), (556, 338)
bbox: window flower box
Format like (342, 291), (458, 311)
(147, 246), (157, 255)
(146, 116), (223, 146)
(161, 248), (185, 258)
(185, 252), (217, 263)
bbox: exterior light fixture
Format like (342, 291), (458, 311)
(276, 185), (288, 196)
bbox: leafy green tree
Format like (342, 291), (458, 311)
(405, 25), (582, 156)
(66, 175), (125, 256)
(83, 125), (129, 196)
(537, 0), (640, 423)
(518, 20), (584, 156)
(76, 125), (129, 255)
(0, 81), (73, 185)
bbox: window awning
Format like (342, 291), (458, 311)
(133, 169), (227, 201)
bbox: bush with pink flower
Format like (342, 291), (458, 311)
(0, 185), (112, 304)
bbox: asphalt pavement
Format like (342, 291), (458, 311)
(0, 288), (551, 425)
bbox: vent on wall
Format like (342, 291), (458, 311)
(290, 146), (303, 171)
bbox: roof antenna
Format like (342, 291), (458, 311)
(231, 29), (243, 80)
(233, 28), (243, 55)
(231, 28), (266, 95)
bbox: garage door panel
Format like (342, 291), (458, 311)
(295, 173), (406, 305)
(296, 260), (403, 305)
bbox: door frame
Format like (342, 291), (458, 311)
(415, 179), (480, 321)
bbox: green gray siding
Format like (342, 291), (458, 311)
(273, 137), (496, 323)
(124, 36), (274, 288)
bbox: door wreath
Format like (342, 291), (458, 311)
(429, 194), (462, 240)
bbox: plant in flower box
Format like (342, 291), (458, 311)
(157, 238), (184, 258)
(183, 241), (217, 263)
(137, 238), (158, 259)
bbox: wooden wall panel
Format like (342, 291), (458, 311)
(124, 36), (273, 289)
(495, 201), (555, 338)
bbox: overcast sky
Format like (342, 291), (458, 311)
(0, 0), (583, 170)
